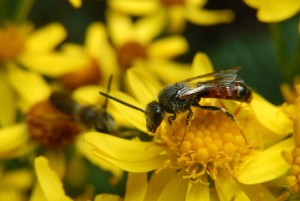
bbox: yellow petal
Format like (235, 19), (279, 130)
(135, 12), (165, 44)
(34, 156), (73, 201)
(7, 64), (50, 109)
(144, 169), (177, 201)
(148, 59), (191, 84)
(76, 136), (123, 181)
(68, 0), (82, 8)
(126, 67), (160, 105)
(157, 171), (189, 201)
(30, 184), (48, 201)
(148, 36), (188, 59)
(167, 6), (186, 33)
(18, 52), (88, 77)
(250, 93), (293, 136)
(72, 85), (106, 104)
(215, 172), (250, 201)
(85, 132), (166, 172)
(107, 12), (133, 46)
(106, 90), (147, 132)
(44, 151), (66, 179)
(0, 72), (16, 126)
(94, 194), (122, 201)
(237, 137), (293, 184)
(186, 8), (235, 25)
(186, 180), (210, 201)
(191, 52), (214, 76)
(243, 0), (300, 22)
(124, 173), (147, 201)
(0, 169), (33, 190)
(85, 22), (108, 57)
(26, 23), (66, 53)
(108, 0), (159, 15)
(0, 124), (29, 154)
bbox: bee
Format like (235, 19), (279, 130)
(50, 76), (117, 133)
(99, 67), (252, 134)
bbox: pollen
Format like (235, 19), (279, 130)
(0, 24), (25, 62)
(157, 108), (250, 182)
(284, 147), (300, 192)
(26, 99), (81, 148)
(115, 41), (148, 69)
(60, 58), (101, 91)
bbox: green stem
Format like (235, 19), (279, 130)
(14, 0), (35, 24)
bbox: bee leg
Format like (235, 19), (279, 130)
(195, 104), (248, 143)
(168, 113), (176, 125)
(186, 108), (194, 125)
(195, 105), (234, 121)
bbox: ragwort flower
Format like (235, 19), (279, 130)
(0, 22), (87, 127)
(107, 10), (188, 73)
(243, 0), (300, 22)
(0, 64), (123, 185)
(59, 22), (119, 90)
(108, 0), (235, 32)
(86, 53), (293, 200)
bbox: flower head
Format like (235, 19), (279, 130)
(86, 53), (294, 200)
(108, 0), (235, 32)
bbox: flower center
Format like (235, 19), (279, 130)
(26, 99), (81, 148)
(157, 108), (251, 182)
(160, 0), (185, 6)
(285, 147), (300, 193)
(116, 41), (148, 69)
(60, 58), (101, 91)
(0, 24), (25, 62)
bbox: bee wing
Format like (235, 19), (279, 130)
(181, 67), (241, 83)
(176, 67), (242, 99)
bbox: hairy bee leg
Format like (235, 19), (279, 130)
(168, 113), (176, 125)
(186, 108), (194, 125)
(195, 104), (248, 143)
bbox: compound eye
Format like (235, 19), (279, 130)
(145, 101), (165, 133)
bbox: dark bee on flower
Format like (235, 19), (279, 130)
(50, 76), (117, 133)
(100, 67), (252, 134)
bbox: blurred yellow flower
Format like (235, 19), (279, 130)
(0, 65), (123, 184)
(108, 0), (235, 32)
(243, 0), (300, 22)
(107, 11), (189, 73)
(0, 22), (86, 127)
(0, 168), (34, 201)
(86, 53), (293, 200)
(68, 0), (82, 8)
(58, 22), (119, 90)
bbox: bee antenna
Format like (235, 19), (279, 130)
(99, 92), (146, 114)
(102, 75), (113, 109)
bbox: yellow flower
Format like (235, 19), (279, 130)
(108, 0), (235, 32)
(243, 0), (300, 22)
(0, 22), (86, 127)
(0, 65), (123, 183)
(107, 10), (189, 74)
(86, 53), (293, 200)
(58, 22), (119, 90)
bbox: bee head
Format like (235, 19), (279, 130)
(145, 101), (165, 133)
